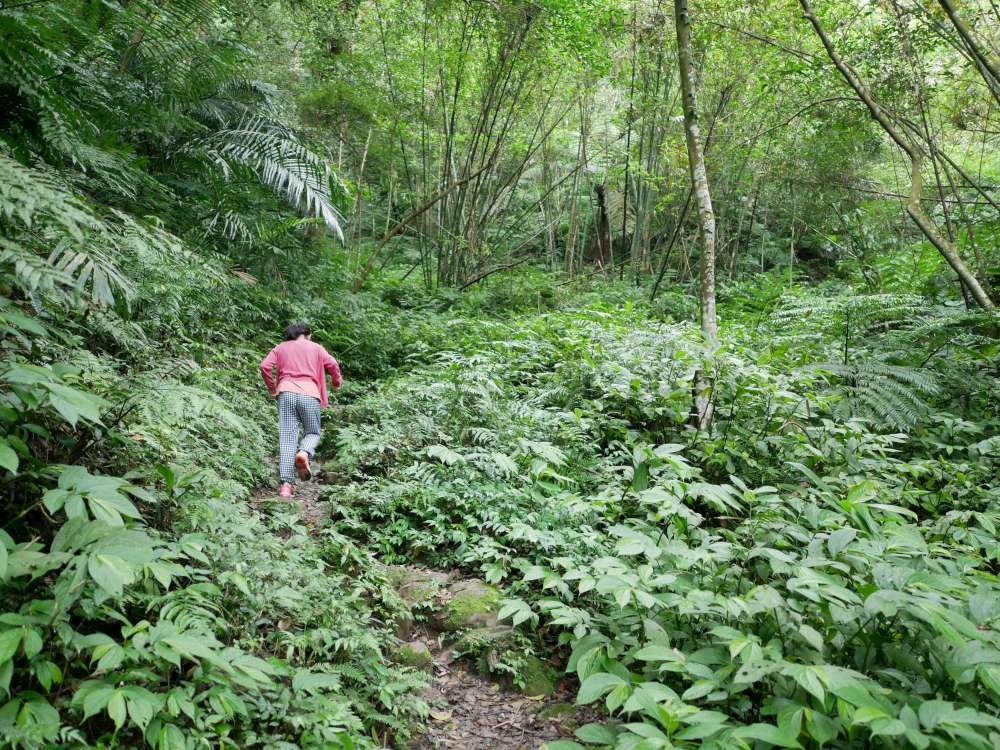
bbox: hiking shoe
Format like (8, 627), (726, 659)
(278, 482), (294, 499)
(294, 451), (312, 481)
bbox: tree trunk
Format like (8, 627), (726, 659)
(593, 184), (613, 270)
(937, 0), (1000, 107)
(674, 0), (717, 429)
(674, 0), (718, 340)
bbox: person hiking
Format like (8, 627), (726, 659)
(259, 322), (342, 498)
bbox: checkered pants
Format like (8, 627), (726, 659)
(277, 391), (321, 483)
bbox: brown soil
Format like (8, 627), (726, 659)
(249, 464), (329, 529)
(411, 662), (593, 750)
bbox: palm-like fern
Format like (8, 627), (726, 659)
(1, 0), (348, 309)
(774, 294), (987, 428)
(194, 116), (346, 242)
(775, 293), (925, 333)
(802, 360), (939, 429)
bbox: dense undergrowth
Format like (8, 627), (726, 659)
(330, 280), (1000, 749)
(3, 260), (1000, 749)
(3, 0), (1000, 748)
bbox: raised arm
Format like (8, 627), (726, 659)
(259, 347), (279, 396)
(322, 349), (342, 390)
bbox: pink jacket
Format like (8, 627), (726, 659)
(260, 339), (342, 407)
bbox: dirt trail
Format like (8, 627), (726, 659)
(249, 464), (334, 528)
(387, 567), (595, 750)
(412, 659), (592, 750)
(253, 465), (593, 749)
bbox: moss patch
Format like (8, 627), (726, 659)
(393, 641), (434, 669)
(518, 655), (556, 697)
(441, 581), (501, 631)
(537, 701), (574, 720)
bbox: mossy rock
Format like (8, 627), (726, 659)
(518, 655), (557, 697)
(394, 610), (415, 640)
(393, 640), (434, 669)
(455, 625), (515, 652)
(386, 566), (451, 607)
(437, 579), (502, 631)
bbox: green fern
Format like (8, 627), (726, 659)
(802, 360), (939, 429)
(194, 116), (346, 241)
(775, 293), (924, 336)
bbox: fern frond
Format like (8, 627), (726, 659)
(193, 116), (346, 241)
(68, 145), (144, 201)
(803, 360), (939, 429)
(203, 210), (258, 244)
(775, 293), (924, 328)
(48, 237), (134, 305)
(156, 583), (227, 633)
(0, 237), (75, 298)
(187, 79), (280, 125)
(0, 155), (102, 240)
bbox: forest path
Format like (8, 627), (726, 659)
(390, 566), (596, 750)
(253, 463), (592, 749)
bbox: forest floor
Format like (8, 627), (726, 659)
(253, 463), (593, 749)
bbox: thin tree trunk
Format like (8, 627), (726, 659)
(674, 0), (718, 341)
(621, 0), (639, 282)
(348, 127), (374, 260)
(593, 184), (613, 270)
(937, 0), (1000, 106)
(674, 0), (717, 430)
(352, 163), (492, 292)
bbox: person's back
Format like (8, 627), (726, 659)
(261, 335), (341, 407)
(259, 322), (342, 498)
(272, 337), (323, 374)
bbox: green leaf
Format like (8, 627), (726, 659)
(682, 680), (716, 701)
(42, 489), (70, 515)
(292, 670), (341, 694)
(87, 554), (136, 598)
(0, 659), (12, 697)
(577, 672), (625, 705)
(107, 689), (127, 729)
(798, 624), (824, 652)
(917, 700), (954, 730)
(22, 628), (42, 659)
(44, 383), (106, 427)
(498, 598), (534, 627)
(827, 528), (857, 557)
(122, 686), (160, 730)
(0, 629), (22, 663)
(734, 722), (802, 748)
(427, 444), (463, 465)
(541, 743), (585, 750)
(0, 438), (17, 474)
(575, 723), (619, 743)
(156, 723), (186, 750)
(634, 644), (685, 663)
(77, 682), (114, 720)
(0, 544), (6, 581)
(88, 493), (142, 527)
(783, 664), (826, 702)
(0, 310), (47, 337)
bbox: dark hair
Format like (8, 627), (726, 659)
(283, 321), (311, 341)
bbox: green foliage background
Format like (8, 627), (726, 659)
(1, 0), (999, 748)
